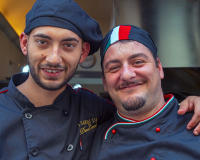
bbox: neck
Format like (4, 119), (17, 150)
(118, 94), (165, 121)
(17, 75), (66, 107)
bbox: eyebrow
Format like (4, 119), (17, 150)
(104, 59), (121, 69)
(62, 38), (79, 43)
(128, 53), (149, 60)
(33, 34), (79, 43)
(33, 34), (51, 40)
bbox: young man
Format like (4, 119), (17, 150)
(0, 1), (199, 159)
(0, 0), (114, 159)
(90, 25), (200, 160)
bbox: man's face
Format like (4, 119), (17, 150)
(103, 41), (164, 116)
(20, 26), (89, 91)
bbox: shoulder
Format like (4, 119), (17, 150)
(0, 87), (8, 99)
(0, 87), (16, 112)
(0, 87), (8, 94)
(68, 84), (113, 106)
(67, 85), (116, 121)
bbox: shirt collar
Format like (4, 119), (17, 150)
(6, 72), (71, 113)
(116, 94), (175, 124)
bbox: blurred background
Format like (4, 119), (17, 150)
(0, 0), (200, 98)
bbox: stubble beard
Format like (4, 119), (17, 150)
(27, 53), (78, 91)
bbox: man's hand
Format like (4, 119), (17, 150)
(178, 96), (200, 136)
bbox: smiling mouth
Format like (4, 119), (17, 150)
(118, 81), (144, 90)
(42, 68), (64, 73)
(41, 68), (65, 78)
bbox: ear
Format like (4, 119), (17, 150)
(156, 58), (164, 79)
(19, 32), (29, 56)
(79, 42), (90, 63)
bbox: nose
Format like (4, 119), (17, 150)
(120, 64), (136, 81)
(45, 47), (62, 65)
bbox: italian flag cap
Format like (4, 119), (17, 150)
(100, 25), (157, 66)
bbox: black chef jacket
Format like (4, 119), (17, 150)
(90, 94), (200, 160)
(0, 73), (114, 160)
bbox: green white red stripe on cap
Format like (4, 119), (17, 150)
(100, 24), (158, 67)
(104, 25), (132, 54)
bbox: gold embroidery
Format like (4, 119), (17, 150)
(78, 117), (98, 135)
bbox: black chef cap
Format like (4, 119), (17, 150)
(24, 0), (102, 55)
(100, 25), (157, 66)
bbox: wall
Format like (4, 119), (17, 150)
(0, 29), (25, 80)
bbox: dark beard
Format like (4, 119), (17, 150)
(27, 53), (77, 91)
(122, 97), (146, 111)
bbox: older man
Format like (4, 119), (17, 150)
(90, 25), (200, 160)
(0, 0), (115, 159)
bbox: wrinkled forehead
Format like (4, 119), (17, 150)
(103, 40), (154, 65)
(112, 40), (152, 50)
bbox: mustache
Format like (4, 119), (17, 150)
(39, 63), (66, 70)
(117, 79), (145, 90)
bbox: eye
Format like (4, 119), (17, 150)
(63, 42), (77, 50)
(36, 39), (48, 45)
(132, 59), (145, 67)
(105, 65), (120, 73)
(64, 44), (74, 48)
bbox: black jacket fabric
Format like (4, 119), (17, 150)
(0, 73), (114, 160)
(90, 94), (200, 160)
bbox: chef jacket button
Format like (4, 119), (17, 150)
(150, 157), (156, 160)
(30, 147), (39, 156)
(156, 127), (160, 133)
(25, 113), (32, 119)
(111, 129), (116, 134)
(67, 144), (73, 152)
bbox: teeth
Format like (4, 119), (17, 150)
(46, 69), (58, 73)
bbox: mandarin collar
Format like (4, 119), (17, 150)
(6, 73), (71, 113)
(115, 94), (175, 124)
